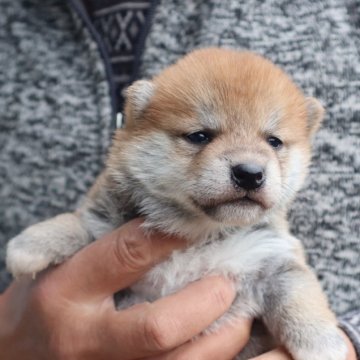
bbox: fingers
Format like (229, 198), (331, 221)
(160, 317), (252, 360)
(101, 276), (236, 359)
(249, 348), (292, 360)
(0, 278), (32, 322)
(51, 219), (185, 299)
(339, 329), (357, 360)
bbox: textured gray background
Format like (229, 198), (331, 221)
(0, 0), (112, 288)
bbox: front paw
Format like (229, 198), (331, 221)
(290, 327), (348, 360)
(6, 232), (55, 278)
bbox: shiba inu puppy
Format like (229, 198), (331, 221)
(6, 48), (347, 359)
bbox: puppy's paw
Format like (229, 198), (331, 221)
(6, 213), (91, 278)
(290, 327), (348, 360)
(6, 232), (56, 278)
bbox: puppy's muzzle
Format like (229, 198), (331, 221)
(231, 163), (265, 190)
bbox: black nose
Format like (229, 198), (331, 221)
(231, 163), (265, 190)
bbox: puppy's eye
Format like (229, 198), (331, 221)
(185, 131), (213, 145)
(267, 136), (283, 149)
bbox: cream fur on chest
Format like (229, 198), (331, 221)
(132, 228), (297, 307)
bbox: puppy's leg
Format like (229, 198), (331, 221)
(262, 265), (347, 360)
(6, 212), (93, 277)
(6, 173), (117, 277)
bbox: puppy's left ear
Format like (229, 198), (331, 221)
(305, 97), (325, 136)
(123, 80), (155, 122)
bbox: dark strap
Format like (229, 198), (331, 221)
(69, 0), (158, 126)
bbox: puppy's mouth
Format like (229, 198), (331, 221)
(192, 192), (270, 212)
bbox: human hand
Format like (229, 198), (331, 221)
(248, 329), (357, 360)
(0, 218), (250, 360)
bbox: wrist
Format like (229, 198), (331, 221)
(339, 320), (360, 359)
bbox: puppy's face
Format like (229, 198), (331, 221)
(111, 49), (324, 227)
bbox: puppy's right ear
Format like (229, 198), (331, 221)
(123, 80), (155, 122)
(305, 97), (325, 136)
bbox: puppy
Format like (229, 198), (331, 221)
(6, 48), (347, 359)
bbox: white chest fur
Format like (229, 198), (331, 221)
(131, 228), (300, 311)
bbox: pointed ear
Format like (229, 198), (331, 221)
(123, 80), (155, 121)
(305, 97), (325, 136)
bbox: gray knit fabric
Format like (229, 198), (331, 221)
(0, 0), (359, 355)
(0, 0), (112, 287)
